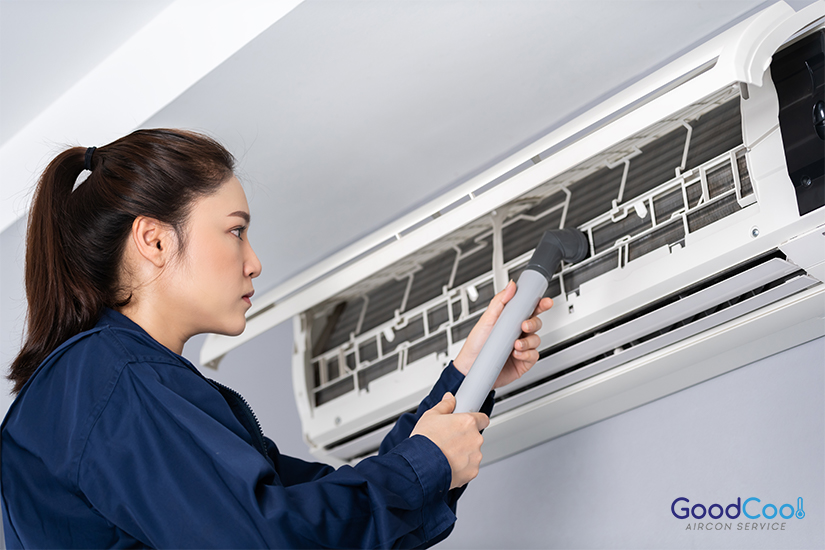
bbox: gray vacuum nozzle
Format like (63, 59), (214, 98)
(525, 228), (590, 283)
(453, 228), (589, 414)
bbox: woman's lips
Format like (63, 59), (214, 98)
(242, 290), (254, 305)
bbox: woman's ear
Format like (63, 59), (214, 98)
(130, 216), (174, 268)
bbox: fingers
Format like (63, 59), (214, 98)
(482, 280), (516, 322)
(533, 296), (553, 316)
(515, 333), (541, 351)
(518, 298), (552, 334)
(430, 392), (456, 415)
(428, 394), (488, 430)
(521, 316), (543, 334)
(409, 395), (488, 490)
(498, 279), (517, 305)
(512, 348), (539, 364)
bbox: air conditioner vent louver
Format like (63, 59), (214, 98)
(495, 256), (817, 417)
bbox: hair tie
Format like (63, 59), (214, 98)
(84, 147), (96, 171)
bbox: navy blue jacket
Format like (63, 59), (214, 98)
(1, 309), (493, 548)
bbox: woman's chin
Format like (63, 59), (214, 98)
(226, 321), (246, 337)
(216, 318), (246, 337)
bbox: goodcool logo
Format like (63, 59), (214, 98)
(671, 496), (806, 531)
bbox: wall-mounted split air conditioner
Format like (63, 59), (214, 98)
(202, 1), (825, 467)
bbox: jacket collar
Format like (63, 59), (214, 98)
(97, 307), (146, 333)
(96, 308), (192, 366)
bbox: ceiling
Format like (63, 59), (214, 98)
(1, 0), (815, 304)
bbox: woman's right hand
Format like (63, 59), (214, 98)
(410, 392), (489, 489)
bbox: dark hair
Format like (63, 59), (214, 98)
(8, 129), (235, 394)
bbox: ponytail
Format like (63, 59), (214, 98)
(9, 129), (234, 393)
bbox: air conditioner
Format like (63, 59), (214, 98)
(202, 1), (825, 467)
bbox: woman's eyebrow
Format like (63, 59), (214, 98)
(228, 211), (250, 224)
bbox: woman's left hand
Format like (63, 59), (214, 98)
(452, 280), (552, 389)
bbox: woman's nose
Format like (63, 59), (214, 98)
(246, 243), (262, 278)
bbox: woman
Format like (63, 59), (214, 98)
(1, 129), (551, 548)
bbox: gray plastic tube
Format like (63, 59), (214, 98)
(453, 269), (548, 413)
(453, 228), (589, 414)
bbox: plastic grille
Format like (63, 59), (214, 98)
(685, 98), (742, 169)
(381, 315), (425, 354)
(307, 92), (755, 407)
(623, 127), (687, 202)
(453, 236), (493, 287)
(315, 376), (355, 407)
(358, 339), (378, 364)
(360, 278), (408, 334)
(407, 332), (449, 364)
(563, 251), (619, 295)
(427, 303), (450, 332)
(653, 187), (684, 223)
(468, 281), (495, 315)
(357, 355), (400, 392)
(405, 250), (456, 312)
(592, 212), (652, 255)
(627, 219), (685, 262)
(687, 193), (742, 232)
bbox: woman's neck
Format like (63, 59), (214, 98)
(117, 302), (187, 355)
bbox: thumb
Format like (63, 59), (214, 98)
(483, 280), (516, 322)
(471, 412), (491, 431)
(430, 392), (456, 415)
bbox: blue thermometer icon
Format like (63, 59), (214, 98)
(796, 497), (805, 519)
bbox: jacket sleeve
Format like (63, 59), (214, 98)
(77, 361), (455, 549)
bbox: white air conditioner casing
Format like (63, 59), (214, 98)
(201, 1), (825, 467)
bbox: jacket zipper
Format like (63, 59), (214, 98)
(210, 379), (271, 464)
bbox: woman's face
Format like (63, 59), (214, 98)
(166, 176), (262, 339)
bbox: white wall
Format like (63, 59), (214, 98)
(0, 217), (26, 413)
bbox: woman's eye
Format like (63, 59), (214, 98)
(231, 227), (245, 240)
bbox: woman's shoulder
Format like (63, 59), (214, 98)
(36, 309), (187, 387)
(5, 309), (199, 432)
(1, 311), (209, 495)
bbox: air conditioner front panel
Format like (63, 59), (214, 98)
(497, 270), (819, 411)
